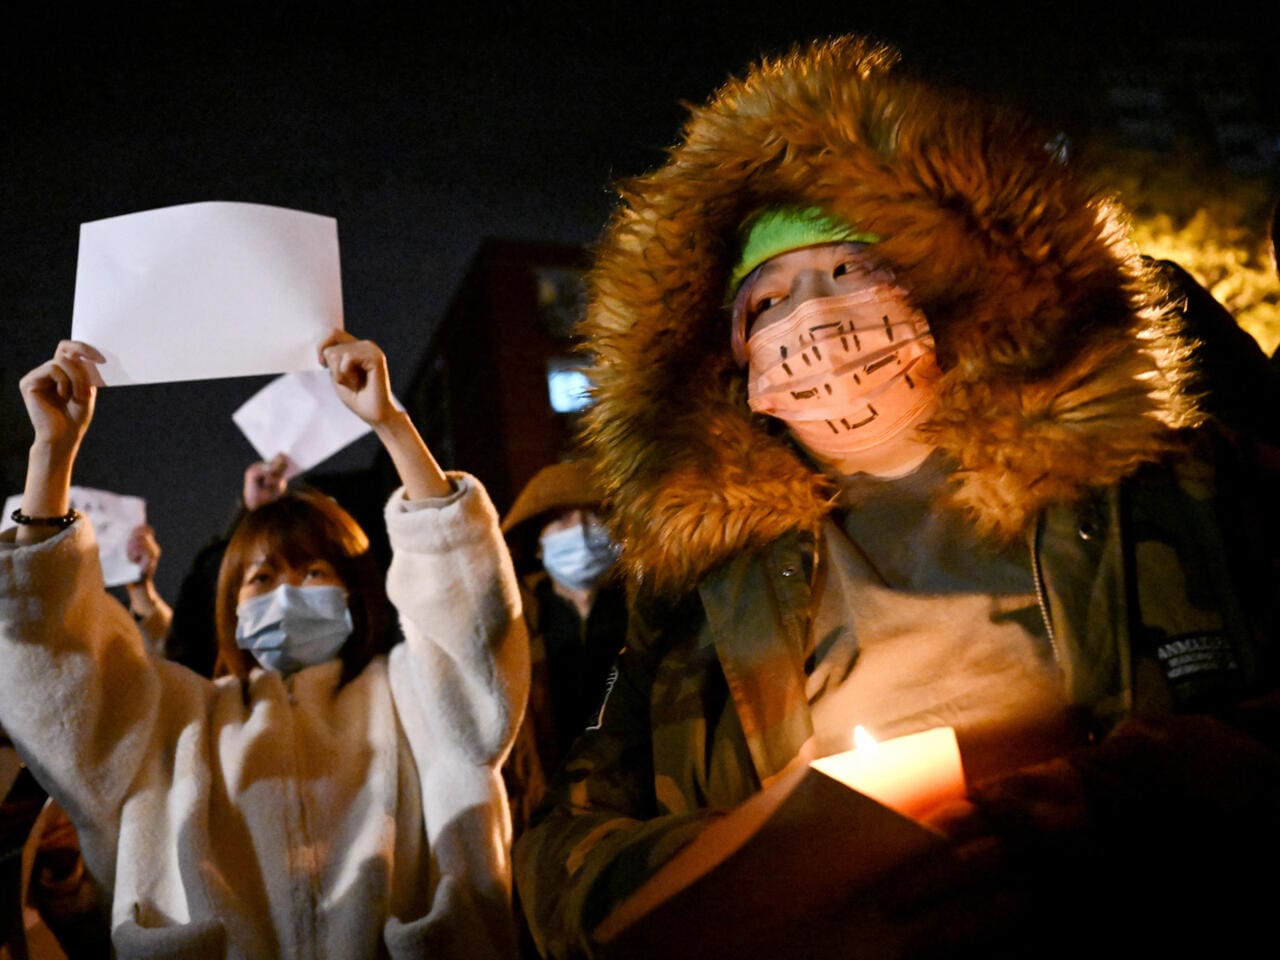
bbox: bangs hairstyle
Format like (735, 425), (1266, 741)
(214, 489), (389, 683)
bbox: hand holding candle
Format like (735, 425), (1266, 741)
(810, 726), (967, 822)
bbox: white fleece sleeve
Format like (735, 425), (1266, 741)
(383, 472), (530, 766)
(0, 520), (162, 862)
(381, 473), (528, 959)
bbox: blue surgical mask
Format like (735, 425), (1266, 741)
(235, 584), (353, 675)
(540, 522), (619, 593)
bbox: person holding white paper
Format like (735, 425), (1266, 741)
(122, 522), (172, 652)
(2, 333), (529, 958)
(514, 37), (1280, 959)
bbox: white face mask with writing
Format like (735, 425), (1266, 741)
(235, 584), (353, 675)
(746, 285), (941, 476)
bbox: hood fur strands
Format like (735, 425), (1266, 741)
(579, 35), (1200, 598)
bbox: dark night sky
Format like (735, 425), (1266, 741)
(3, 2), (1276, 600)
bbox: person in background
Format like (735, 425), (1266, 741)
(500, 459), (625, 960)
(515, 36), (1280, 958)
(122, 523), (172, 654)
(243, 452), (292, 511)
(501, 459), (626, 827)
(2, 331), (528, 958)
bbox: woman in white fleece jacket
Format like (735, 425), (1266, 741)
(0, 333), (529, 959)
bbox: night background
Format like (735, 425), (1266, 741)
(4, 2), (1278, 602)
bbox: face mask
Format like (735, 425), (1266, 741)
(235, 584), (353, 675)
(746, 285), (940, 473)
(540, 522), (619, 593)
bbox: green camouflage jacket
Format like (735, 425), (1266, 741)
(514, 431), (1280, 959)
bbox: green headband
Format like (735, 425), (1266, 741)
(729, 206), (880, 295)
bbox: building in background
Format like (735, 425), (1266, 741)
(402, 239), (591, 516)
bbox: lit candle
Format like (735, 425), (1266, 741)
(809, 726), (966, 821)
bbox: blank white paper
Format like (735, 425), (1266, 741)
(232, 369), (387, 476)
(70, 201), (343, 385)
(3, 486), (148, 588)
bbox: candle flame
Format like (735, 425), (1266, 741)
(852, 725), (878, 751)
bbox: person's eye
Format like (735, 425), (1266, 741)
(749, 293), (783, 320)
(306, 565), (332, 580)
(245, 570), (272, 586)
(833, 260), (858, 278)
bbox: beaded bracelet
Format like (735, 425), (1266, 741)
(9, 508), (79, 529)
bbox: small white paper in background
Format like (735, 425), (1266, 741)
(3, 486), (147, 588)
(71, 201), (343, 386)
(232, 369), (401, 476)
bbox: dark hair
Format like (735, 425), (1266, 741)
(214, 489), (389, 683)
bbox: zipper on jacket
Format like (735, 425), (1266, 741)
(1029, 514), (1062, 669)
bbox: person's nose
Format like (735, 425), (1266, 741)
(790, 269), (841, 310)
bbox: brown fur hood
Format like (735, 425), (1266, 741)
(579, 36), (1199, 598)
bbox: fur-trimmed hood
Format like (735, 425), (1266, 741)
(580, 36), (1199, 598)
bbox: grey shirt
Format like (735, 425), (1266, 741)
(807, 451), (1078, 782)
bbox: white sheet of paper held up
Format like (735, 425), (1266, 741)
(70, 201), (343, 385)
(3, 487), (147, 588)
(232, 369), (398, 476)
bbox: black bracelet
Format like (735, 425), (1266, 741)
(9, 507), (79, 529)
